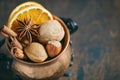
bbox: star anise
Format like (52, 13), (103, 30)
(15, 17), (39, 45)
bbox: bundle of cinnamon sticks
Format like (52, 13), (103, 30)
(0, 25), (25, 59)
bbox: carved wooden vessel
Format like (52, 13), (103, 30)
(6, 16), (71, 80)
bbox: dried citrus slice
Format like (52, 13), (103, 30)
(9, 1), (45, 20)
(7, 5), (53, 30)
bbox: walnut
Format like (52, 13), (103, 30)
(38, 20), (65, 44)
(24, 42), (48, 62)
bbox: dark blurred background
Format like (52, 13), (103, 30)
(0, 0), (120, 80)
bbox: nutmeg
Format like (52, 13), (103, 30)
(38, 20), (65, 44)
(46, 41), (62, 57)
(11, 47), (26, 59)
(24, 42), (48, 62)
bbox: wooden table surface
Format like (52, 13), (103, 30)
(0, 0), (120, 80)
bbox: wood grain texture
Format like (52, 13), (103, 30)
(0, 0), (120, 80)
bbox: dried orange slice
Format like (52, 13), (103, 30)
(7, 2), (53, 30)
(9, 1), (45, 20)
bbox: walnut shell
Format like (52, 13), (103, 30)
(46, 41), (62, 57)
(24, 42), (48, 62)
(38, 20), (65, 44)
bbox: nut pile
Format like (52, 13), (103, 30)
(8, 19), (65, 63)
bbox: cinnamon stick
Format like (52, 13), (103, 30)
(11, 47), (26, 59)
(10, 37), (23, 50)
(1, 25), (17, 37)
(0, 31), (9, 37)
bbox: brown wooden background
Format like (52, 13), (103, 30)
(0, 0), (120, 80)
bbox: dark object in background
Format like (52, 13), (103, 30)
(0, 26), (4, 31)
(0, 53), (13, 79)
(64, 70), (72, 77)
(0, 38), (5, 48)
(60, 18), (78, 77)
(60, 17), (78, 34)
(0, 53), (12, 70)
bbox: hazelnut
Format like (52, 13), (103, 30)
(38, 20), (65, 44)
(24, 42), (48, 62)
(46, 41), (62, 57)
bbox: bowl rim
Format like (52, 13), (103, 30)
(6, 15), (70, 65)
